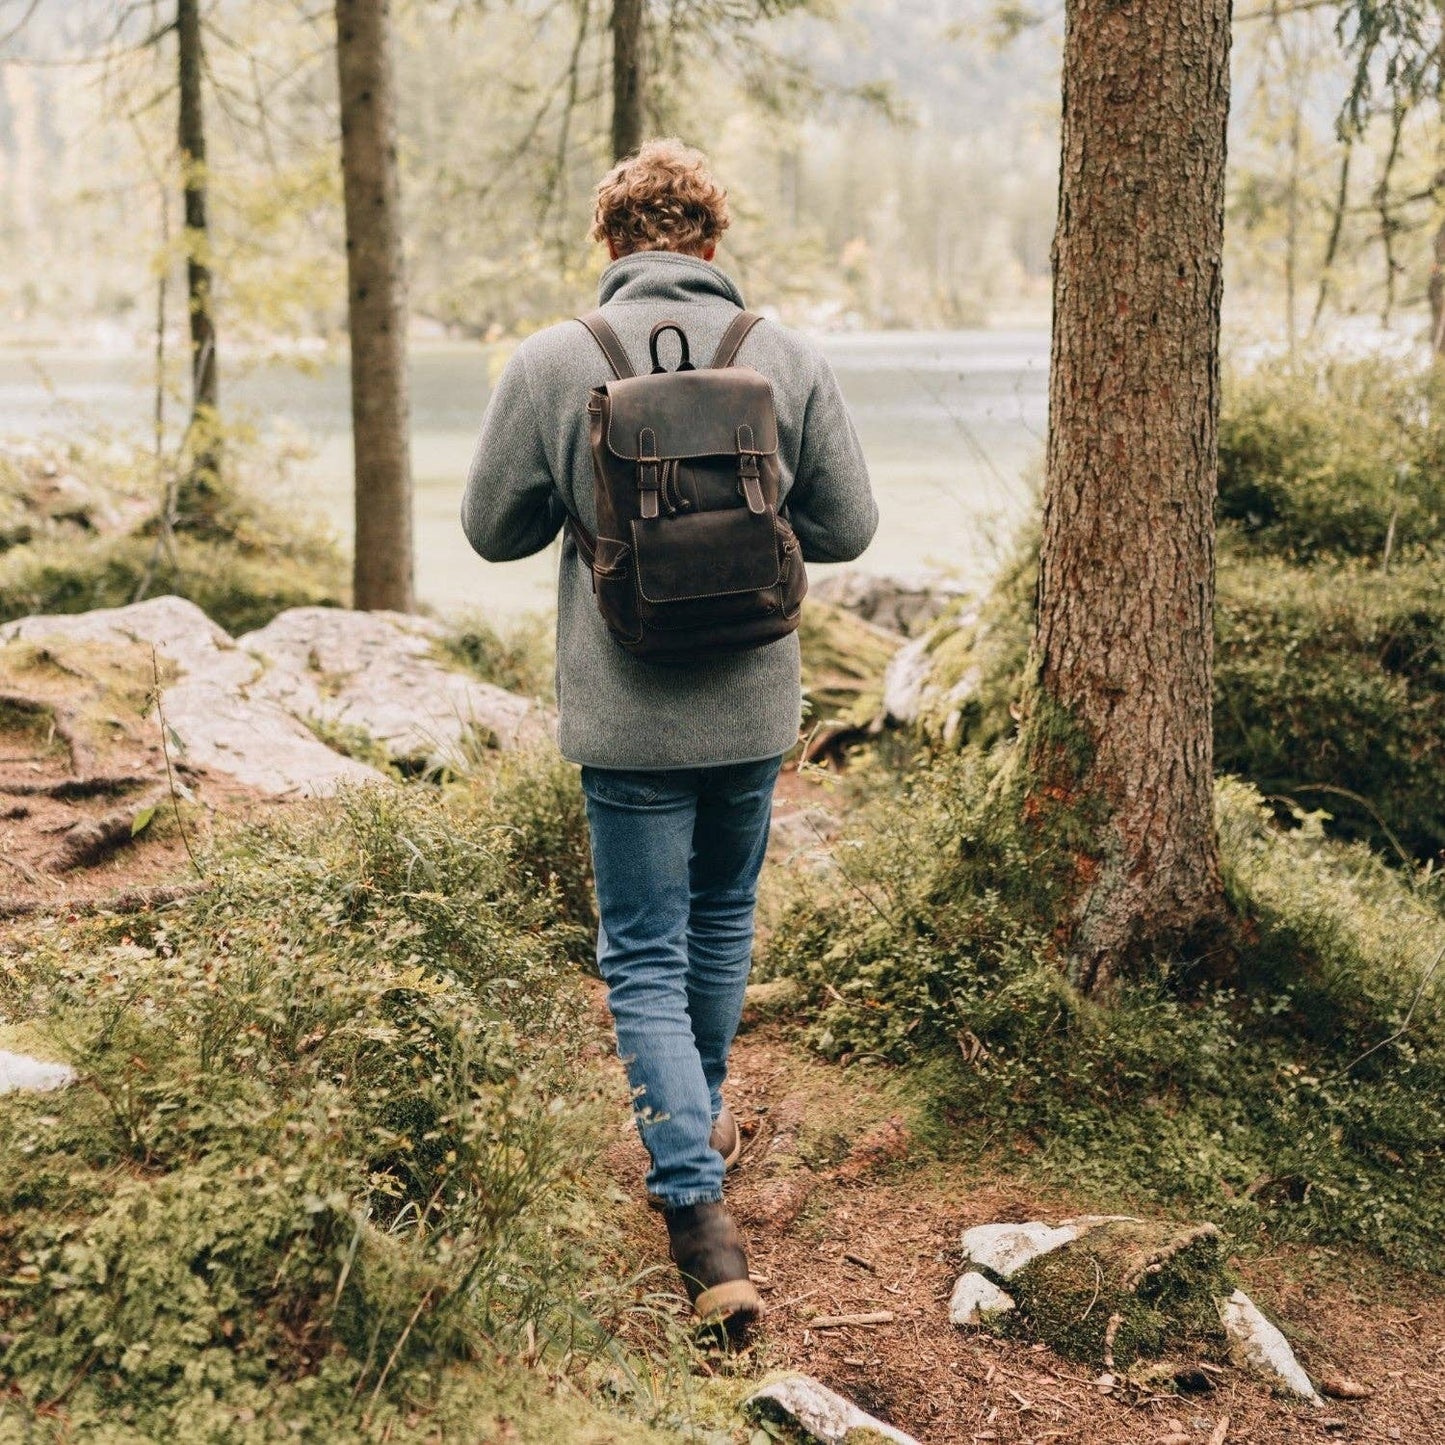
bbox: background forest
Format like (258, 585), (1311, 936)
(1, 0), (1440, 347)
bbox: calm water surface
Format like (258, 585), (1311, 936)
(0, 330), (1048, 619)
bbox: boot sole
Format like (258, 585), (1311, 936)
(693, 1278), (763, 1325)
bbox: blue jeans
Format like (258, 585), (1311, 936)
(581, 754), (782, 1209)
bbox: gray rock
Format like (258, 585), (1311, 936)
(2, 596), (383, 797)
(960, 1215), (1139, 1279)
(744, 1373), (921, 1445)
(0, 1050), (74, 1095)
(0, 596), (551, 798)
(948, 1270), (1016, 1326)
(240, 606), (549, 770)
(812, 569), (969, 636)
(1218, 1289), (1321, 1403)
(881, 634), (932, 724)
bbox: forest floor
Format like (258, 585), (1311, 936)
(3, 722), (1443, 1445)
(599, 1016), (1445, 1445)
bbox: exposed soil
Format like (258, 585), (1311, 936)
(599, 1022), (1445, 1445)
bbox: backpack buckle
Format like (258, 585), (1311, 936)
(736, 425), (766, 515)
(638, 427), (661, 519)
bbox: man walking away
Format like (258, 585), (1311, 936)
(461, 139), (877, 1335)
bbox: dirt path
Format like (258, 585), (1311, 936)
(601, 1024), (1445, 1445)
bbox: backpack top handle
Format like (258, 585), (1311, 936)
(649, 321), (694, 374)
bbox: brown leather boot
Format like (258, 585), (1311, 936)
(710, 1103), (742, 1170)
(663, 1201), (762, 1333)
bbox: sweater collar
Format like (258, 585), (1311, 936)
(597, 250), (746, 309)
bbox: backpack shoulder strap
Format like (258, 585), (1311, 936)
(710, 310), (764, 369)
(576, 310), (635, 379)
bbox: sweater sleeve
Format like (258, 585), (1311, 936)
(784, 350), (879, 564)
(460, 348), (566, 563)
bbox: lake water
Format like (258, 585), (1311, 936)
(0, 330), (1049, 619)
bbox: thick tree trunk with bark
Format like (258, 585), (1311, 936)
(1020, 0), (1232, 993)
(177, 0), (220, 501)
(336, 0), (415, 612)
(611, 0), (645, 161)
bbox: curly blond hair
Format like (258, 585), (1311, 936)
(590, 139), (731, 257)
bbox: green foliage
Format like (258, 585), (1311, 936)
(910, 358), (1445, 862)
(0, 437), (345, 635)
(0, 529), (345, 636)
(438, 610), (555, 702)
(763, 754), (1445, 1270)
(1217, 357), (1445, 563)
(1214, 550), (1444, 859)
(797, 600), (899, 735)
(0, 779), (625, 1438)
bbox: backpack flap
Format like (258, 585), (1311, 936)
(631, 507), (782, 604)
(604, 369), (779, 461)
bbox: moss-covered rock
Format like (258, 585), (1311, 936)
(985, 1218), (1232, 1373)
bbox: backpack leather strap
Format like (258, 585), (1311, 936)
(576, 310), (635, 379)
(710, 310), (764, 369)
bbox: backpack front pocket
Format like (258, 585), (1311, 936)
(630, 505), (783, 604)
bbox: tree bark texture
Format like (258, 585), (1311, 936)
(1023, 0), (1232, 993)
(177, 0), (219, 484)
(611, 0), (645, 161)
(336, 0), (415, 612)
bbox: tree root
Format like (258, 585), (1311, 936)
(1121, 1223), (1221, 1293)
(43, 788), (168, 872)
(2, 774), (160, 801)
(0, 881), (207, 920)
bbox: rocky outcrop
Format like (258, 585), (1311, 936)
(0, 596), (550, 798)
(811, 569), (970, 637)
(241, 606), (547, 767)
(948, 1215), (1321, 1401)
(0, 1050), (74, 1094)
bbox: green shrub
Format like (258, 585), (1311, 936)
(0, 528), (345, 636)
(1218, 356), (1445, 562)
(0, 434), (345, 634)
(1214, 549), (1444, 860)
(439, 611), (555, 702)
(763, 754), (1445, 1269)
(911, 530), (1444, 862)
(0, 780), (620, 1438)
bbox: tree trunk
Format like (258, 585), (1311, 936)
(1019, 0), (1232, 994)
(336, 0), (415, 612)
(177, 0), (220, 505)
(1429, 213), (1445, 357)
(610, 0), (644, 161)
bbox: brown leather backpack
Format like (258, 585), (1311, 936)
(565, 308), (807, 664)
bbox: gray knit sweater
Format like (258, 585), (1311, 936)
(460, 251), (877, 770)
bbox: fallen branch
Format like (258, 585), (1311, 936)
(44, 788), (168, 872)
(0, 881), (207, 920)
(1102, 1311), (1123, 1372)
(808, 1310), (895, 1329)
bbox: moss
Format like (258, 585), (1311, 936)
(992, 1220), (1231, 1371)
(0, 530), (345, 636)
(0, 769), (673, 1440)
(764, 750), (1445, 1270)
(0, 435), (346, 635)
(1218, 355), (1445, 563)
